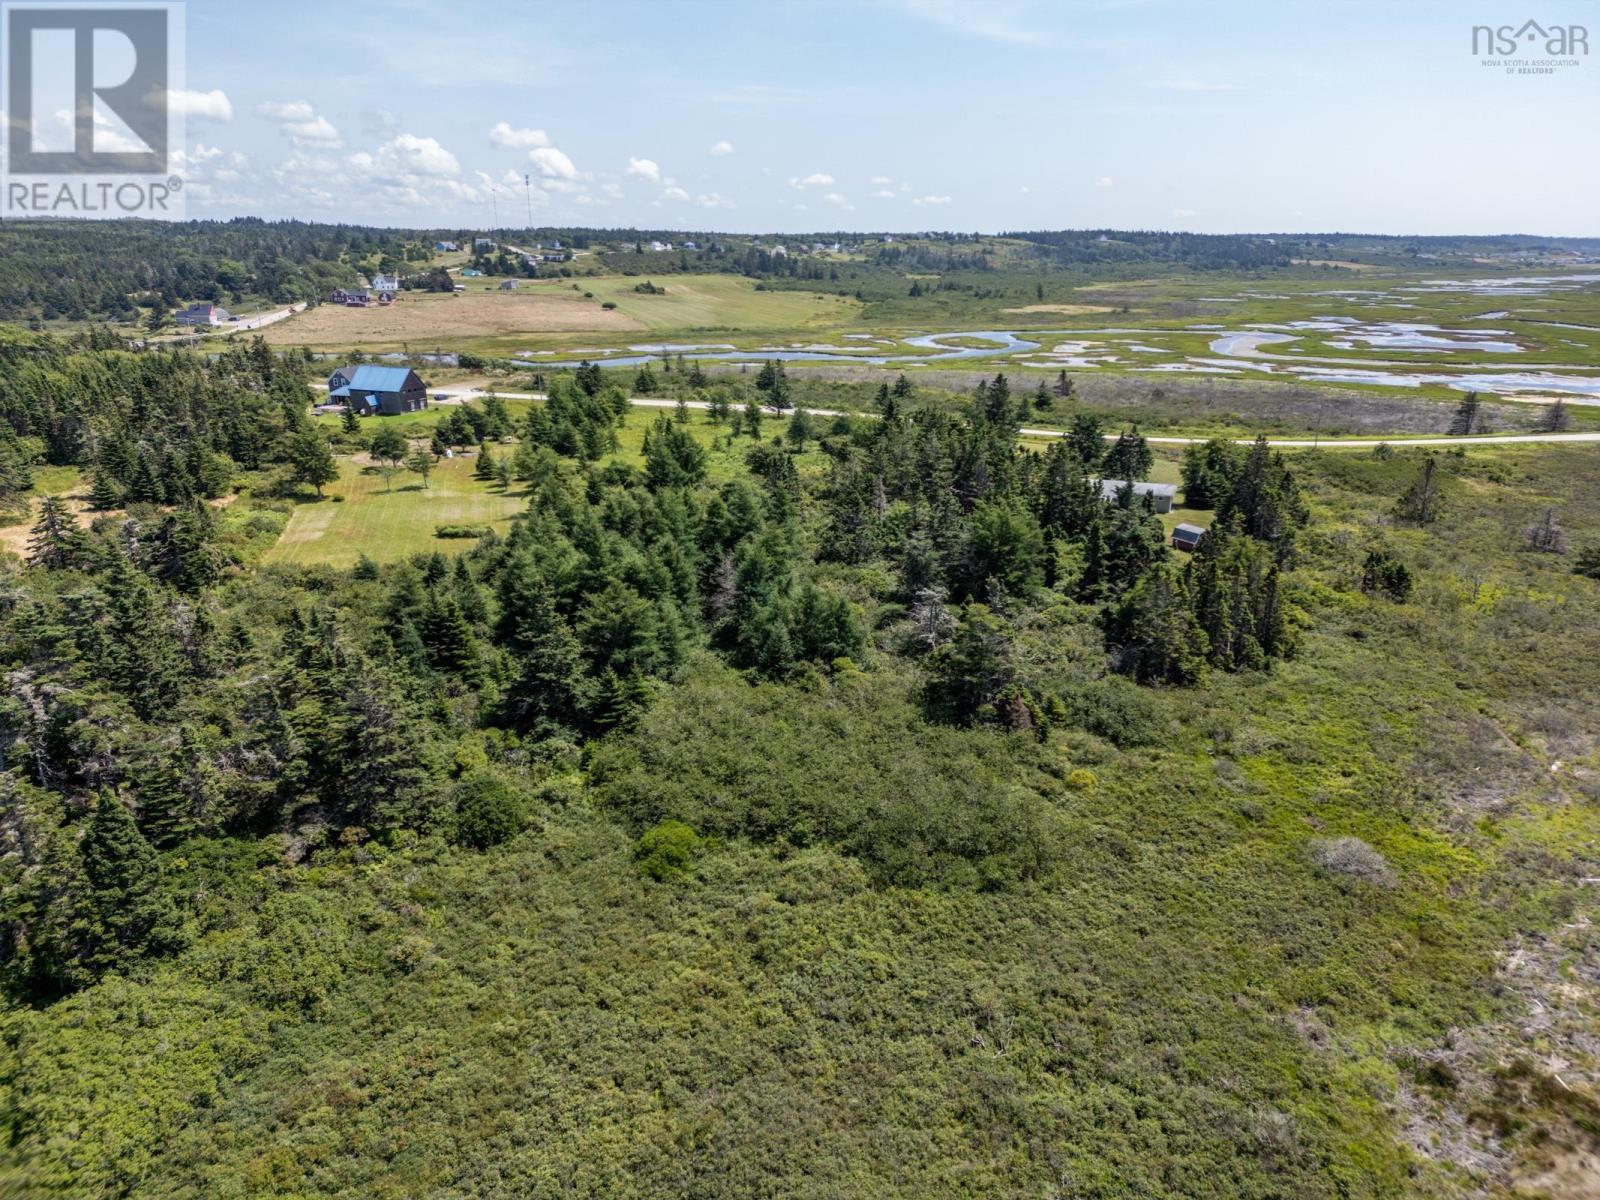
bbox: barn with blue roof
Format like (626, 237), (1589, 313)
(327, 365), (428, 416)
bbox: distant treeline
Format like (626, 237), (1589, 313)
(0, 219), (428, 321)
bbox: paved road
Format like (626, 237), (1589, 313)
(229, 302), (306, 332)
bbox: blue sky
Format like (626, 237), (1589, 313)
(163, 0), (1598, 233)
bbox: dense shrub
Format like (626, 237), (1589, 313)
(452, 772), (529, 849)
(633, 819), (705, 880)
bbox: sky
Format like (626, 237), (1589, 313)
(130, 0), (1600, 233)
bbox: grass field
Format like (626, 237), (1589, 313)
(555, 273), (859, 332)
(263, 275), (860, 356)
(264, 453), (527, 567)
(261, 290), (643, 351)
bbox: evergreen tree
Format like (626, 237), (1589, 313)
(1541, 399), (1571, 433)
(1066, 413), (1104, 466)
(1448, 391), (1481, 436)
(88, 469), (123, 512)
(77, 793), (178, 975)
(1102, 426), (1153, 481)
(498, 566), (587, 733)
(785, 406), (815, 452)
(288, 428), (339, 497)
(406, 446), (435, 489)
(1395, 456), (1444, 526)
(27, 495), (84, 570)
(475, 445), (498, 481)
(1106, 567), (1208, 685)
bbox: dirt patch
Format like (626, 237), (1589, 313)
(262, 291), (643, 349)
(1292, 259), (1381, 271)
(1000, 304), (1118, 315)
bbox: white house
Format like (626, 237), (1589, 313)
(371, 273), (400, 296)
(175, 302), (230, 327)
(474, 237), (495, 249)
(434, 240), (459, 251)
(649, 240), (672, 252)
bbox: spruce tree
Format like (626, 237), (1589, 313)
(78, 793), (177, 974)
(474, 445), (497, 481)
(27, 495), (83, 569)
(88, 468), (123, 512)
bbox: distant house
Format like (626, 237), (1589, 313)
(682, 240), (698, 250)
(331, 287), (372, 306)
(327, 365), (428, 416)
(770, 244), (787, 257)
(549, 239), (561, 249)
(499, 279), (519, 290)
(434, 240), (459, 251)
(175, 302), (230, 326)
(461, 268), (484, 277)
(1096, 479), (1177, 513)
(473, 237), (495, 249)
(371, 273), (400, 296)
(649, 240), (671, 252)
(1172, 523), (1208, 552)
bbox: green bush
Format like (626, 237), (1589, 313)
(633, 819), (705, 881)
(452, 771), (528, 849)
(435, 523), (492, 539)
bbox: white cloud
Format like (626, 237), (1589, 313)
(52, 106), (143, 153)
(1171, 207), (1197, 218)
(372, 133), (461, 177)
(789, 171), (835, 189)
(822, 192), (853, 209)
(600, 181), (624, 199)
(529, 145), (577, 179)
(912, 194), (952, 206)
(166, 89), (232, 121)
(659, 185), (690, 202)
(286, 116), (342, 147)
(870, 175), (891, 185)
(626, 156), (662, 182)
(697, 192), (735, 209)
(709, 139), (734, 156)
(259, 100), (341, 147)
(490, 121), (549, 149)
(1096, 176), (1113, 188)
(870, 189), (896, 199)
(893, 0), (1050, 47)
(258, 100), (314, 121)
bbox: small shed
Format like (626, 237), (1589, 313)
(499, 279), (519, 290)
(1172, 523), (1207, 552)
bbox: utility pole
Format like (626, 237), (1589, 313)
(524, 173), (533, 231)
(490, 184), (498, 229)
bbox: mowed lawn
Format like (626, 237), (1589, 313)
(265, 453), (525, 567)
